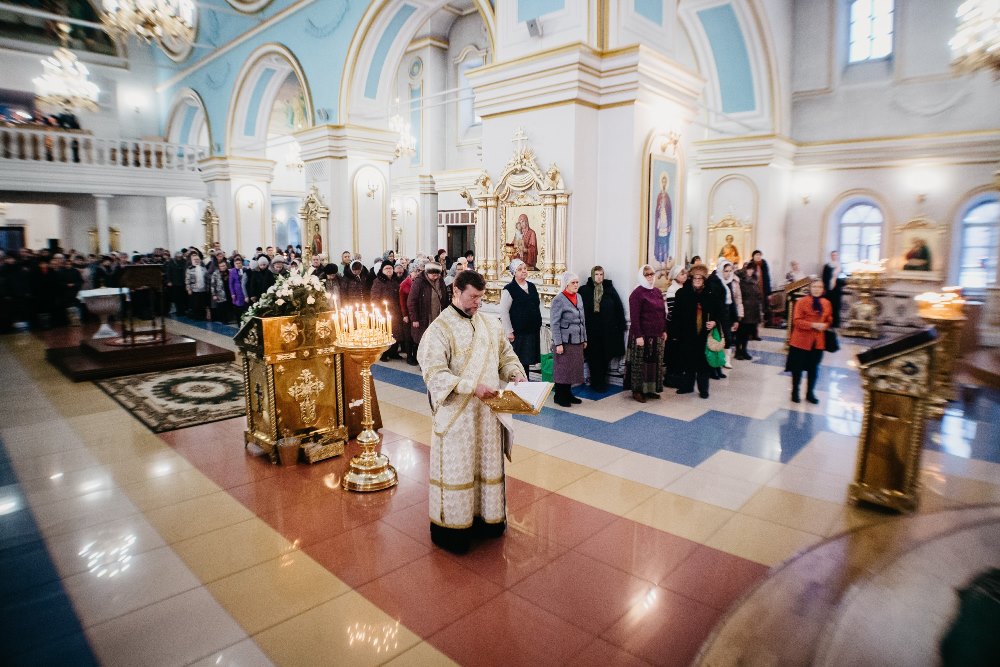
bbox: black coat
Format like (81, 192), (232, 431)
(672, 283), (721, 358)
(578, 278), (626, 358)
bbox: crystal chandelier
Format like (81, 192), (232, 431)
(389, 113), (416, 160)
(33, 48), (100, 112)
(100, 0), (195, 44)
(950, 0), (1000, 77)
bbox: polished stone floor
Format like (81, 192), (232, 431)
(1, 320), (998, 666)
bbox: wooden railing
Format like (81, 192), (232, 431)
(0, 125), (206, 171)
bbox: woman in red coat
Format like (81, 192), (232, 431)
(787, 279), (833, 404)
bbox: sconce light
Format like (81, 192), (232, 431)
(246, 200), (255, 210)
(366, 180), (380, 199)
(916, 193), (927, 204)
(801, 193), (811, 205)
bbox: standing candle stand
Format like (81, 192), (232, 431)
(915, 289), (967, 419)
(333, 300), (398, 492)
(843, 261), (886, 340)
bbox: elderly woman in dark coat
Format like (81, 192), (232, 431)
(578, 265), (626, 392)
(406, 261), (448, 353)
(626, 264), (668, 403)
(371, 261), (404, 361)
(501, 259), (542, 373)
(341, 259), (368, 305)
(736, 262), (764, 360)
(549, 272), (587, 407)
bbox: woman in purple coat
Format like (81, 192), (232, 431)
(625, 264), (667, 403)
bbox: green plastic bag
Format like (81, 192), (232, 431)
(705, 328), (726, 368)
(540, 353), (554, 382)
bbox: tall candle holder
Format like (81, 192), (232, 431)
(915, 288), (967, 418)
(333, 299), (398, 492)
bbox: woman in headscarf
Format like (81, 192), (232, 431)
(625, 264), (667, 403)
(371, 260), (403, 361)
(578, 265), (626, 392)
(663, 264), (688, 387)
(500, 258), (542, 374)
(787, 278), (832, 404)
(706, 259), (739, 377)
(549, 272), (587, 407)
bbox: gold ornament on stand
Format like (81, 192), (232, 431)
(333, 298), (398, 492)
(843, 260), (886, 340)
(915, 288), (968, 418)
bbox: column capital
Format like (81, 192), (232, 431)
(294, 124), (398, 163)
(198, 155), (276, 183)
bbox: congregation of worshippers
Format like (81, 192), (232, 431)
(1, 242), (839, 406)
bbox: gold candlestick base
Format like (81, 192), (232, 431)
(336, 340), (398, 492)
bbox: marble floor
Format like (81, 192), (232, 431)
(1, 320), (998, 666)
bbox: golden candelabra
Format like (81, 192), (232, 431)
(333, 300), (398, 492)
(843, 261), (886, 339)
(915, 288), (967, 418)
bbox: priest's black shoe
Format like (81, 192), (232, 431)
(473, 517), (506, 539)
(430, 523), (471, 554)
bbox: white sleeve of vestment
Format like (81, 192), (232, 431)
(499, 289), (514, 335)
(417, 325), (476, 409)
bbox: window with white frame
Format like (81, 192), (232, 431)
(957, 197), (1000, 289)
(849, 0), (894, 63)
(838, 202), (884, 265)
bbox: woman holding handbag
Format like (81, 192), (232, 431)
(787, 278), (833, 404)
(626, 264), (668, 403)
(549, 272), (587, 407)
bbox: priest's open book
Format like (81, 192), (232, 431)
(480, 381), (554, 415)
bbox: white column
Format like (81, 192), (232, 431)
(94, 194), (112, 254)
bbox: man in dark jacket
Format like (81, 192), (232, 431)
(407, 262), (448, 357)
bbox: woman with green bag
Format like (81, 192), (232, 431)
(671, 264), (721, 399)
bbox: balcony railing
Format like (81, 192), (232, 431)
(0, 125), (206, 171)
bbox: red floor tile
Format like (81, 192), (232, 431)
(512, 550), (652, 635)
(510, 492), (618, 548)
(505, 476), (552, 512)
(450, 524), (569, 588)
(659, 545), (769, 611)
(227, 472), (334, 514)
(304, 521), (430, 588)
(428, 591), (592, 667)
(258, 493), (372, 548)
(569, 638), (653, 666)
(576, 517), (699, 585)
(602, 585), (723, 667)
(338, 474), (426, 524)
(357, 551), (502, 637)
(380, 502), (433, 548)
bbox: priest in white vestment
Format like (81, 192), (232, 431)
(417, 270), (527, 553)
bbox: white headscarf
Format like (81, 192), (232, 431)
(560, 271), (579, 292)
(716, 259), (734, 303)
(509, 258), (525, 275)
(637, 264), (655, 289)
(668, 265), (686, 282)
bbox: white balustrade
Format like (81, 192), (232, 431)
(0, 125), (205, 172)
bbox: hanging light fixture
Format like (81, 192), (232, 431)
(950, 0), (1000, 77)
(100, 0), (195, 45)
(33, 24), (100, 112)
(388, 98), (416, 161)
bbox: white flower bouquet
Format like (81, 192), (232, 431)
(241, 268), (328, 325)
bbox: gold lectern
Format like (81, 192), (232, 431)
(234, 311), (386, 465)
(849, 328), (938, 512)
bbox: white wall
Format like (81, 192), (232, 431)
(0, 203), (62, 249)
(790, 0), (1000, 141)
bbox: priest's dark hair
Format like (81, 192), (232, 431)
(454, 270), (485, 292)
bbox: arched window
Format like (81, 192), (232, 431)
(838, 202), (884, 264)
(957, 198), (1000, 288)
(849, 0), (894, 63)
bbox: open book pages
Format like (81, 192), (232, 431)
(480, 381), (554, 415)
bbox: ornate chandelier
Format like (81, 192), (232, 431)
(100, 0), (195, 44)
(33, 47), (100, 112)
(389, 113), (415, 160)
(950, 0), (1000, 77)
